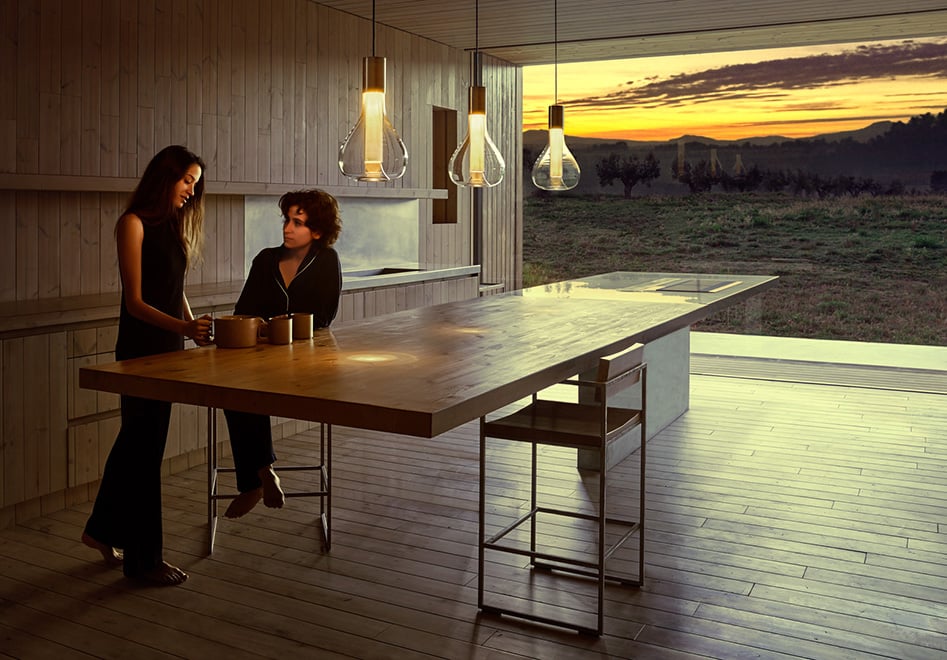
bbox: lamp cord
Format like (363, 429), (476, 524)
(554, 0), (558, 104)
(474, 0), (480, 86)
(372, 0), (376, 56)
(470, 0), (482, 86)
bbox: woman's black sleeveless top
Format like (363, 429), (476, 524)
(115, 218), (186, 360)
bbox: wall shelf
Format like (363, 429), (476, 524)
(0, 174), (449, 199)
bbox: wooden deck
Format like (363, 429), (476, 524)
(2, 366), (946, 658)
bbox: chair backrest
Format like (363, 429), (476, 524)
(595, 343), (645, 396)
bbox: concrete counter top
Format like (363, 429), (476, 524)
(341, 265), (479, 291)
(0, 266), (481, 337)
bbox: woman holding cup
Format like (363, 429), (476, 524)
(222, 189), (343, 518)
(82, 145), (212, 585)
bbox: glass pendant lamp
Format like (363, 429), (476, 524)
(339, 1), (408, 182)
(448, 0), (505, 188)
(531, 0), (580, 191)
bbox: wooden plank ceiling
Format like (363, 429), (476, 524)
(313, 0), (947, 64)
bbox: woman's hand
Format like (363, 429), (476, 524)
(186, 314), (214, 345)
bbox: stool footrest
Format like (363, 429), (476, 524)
(485, 506), (639, 565)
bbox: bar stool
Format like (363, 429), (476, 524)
(206, 408), (331, 553)
(478, 343), (646, 636)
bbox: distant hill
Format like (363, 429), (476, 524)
(804, 121), (894, 144)
(523, 113), (945, 193)
(522, 120), (894, 151)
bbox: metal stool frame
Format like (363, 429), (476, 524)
(478, 346), (646, 636)
(206, 408), (331, 553)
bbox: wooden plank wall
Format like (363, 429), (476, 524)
(0, 0), (519, 302)
(422, 54), (523, 291)
(0, 0), (523, 524)
(482, 55), (523, 291)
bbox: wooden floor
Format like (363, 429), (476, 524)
(2, 369), (947, 659)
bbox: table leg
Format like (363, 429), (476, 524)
(207, 407), (218, 554)
(579, 327), (690, 470)
(320, 423), (331, 550)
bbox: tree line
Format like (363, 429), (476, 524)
(530, 108), (947, 198)
(592, 150), (945, 199)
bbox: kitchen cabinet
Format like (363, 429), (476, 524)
(0, 270), (478, 524)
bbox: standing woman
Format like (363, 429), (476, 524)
(82, 145), (213, 586)
(223, 188), (342, 518)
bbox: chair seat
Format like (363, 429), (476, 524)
(484, 399), (641, 448)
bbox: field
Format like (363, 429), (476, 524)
(522, 193), (947, 346)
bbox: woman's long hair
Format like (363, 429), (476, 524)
(124, 145), (207, 264)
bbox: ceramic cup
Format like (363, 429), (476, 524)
(213, 315), (265, 348)
(292, 312), (313, 340)
(267, 314), (293, 345)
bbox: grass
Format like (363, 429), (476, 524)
(523, 193), (947, 346)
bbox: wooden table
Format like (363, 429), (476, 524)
(79, 271), (776, 552)
(79, 272), (777, 438)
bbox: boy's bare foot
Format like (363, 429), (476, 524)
(259, 465), (285, 509)
(81, 532), (123, 566)
(134, 561), (188, 586)
(224, 487), (263, 518)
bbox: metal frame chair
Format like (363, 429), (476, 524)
(206, 408), (331, 553)
(478, 342), (646, 636)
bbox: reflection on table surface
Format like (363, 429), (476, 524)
(518, 271), (775, 305)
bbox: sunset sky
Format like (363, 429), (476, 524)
(522, 37), (947, 142)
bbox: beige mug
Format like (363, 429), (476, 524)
(292, 312), (313, 339)
(267, 314), (293, 345)
(213, 315), (265, 348)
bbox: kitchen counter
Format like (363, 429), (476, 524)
(0, 266), (481, 338)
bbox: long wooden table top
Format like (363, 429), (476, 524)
(79, 272), (777, 437)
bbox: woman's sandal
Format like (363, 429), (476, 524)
(81, 532), (123, 567)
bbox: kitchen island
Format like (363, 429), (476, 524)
(79, 270), (776, 551)
(80, 271), (776, 438)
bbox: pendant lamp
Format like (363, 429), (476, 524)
(448, 0), (505, 188)
(531, 0), (580, 191)
(339, 0), (408, 182)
